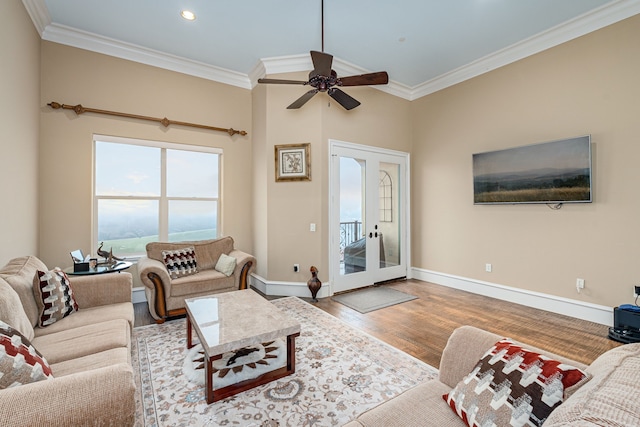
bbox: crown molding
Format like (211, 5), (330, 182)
(23, 0), (640, 100)
(41, 23), (251, 89)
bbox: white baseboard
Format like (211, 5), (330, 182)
(132, 286), (147, 304)
(138, 269), (611, 326)
(411, 268), (613, 326)
(250, 274), (331, 300)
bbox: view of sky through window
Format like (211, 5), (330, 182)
(95, 140), (219, 255)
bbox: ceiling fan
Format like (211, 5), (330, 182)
(257, 0), (389, 110)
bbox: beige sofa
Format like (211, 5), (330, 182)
(137, 236), (255, 323)
(346, 325), (640, 426)
(0, 255), (135, 426)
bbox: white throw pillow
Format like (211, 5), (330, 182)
(215, 253), (236, 277)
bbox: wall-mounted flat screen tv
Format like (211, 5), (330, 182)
(473, 135), (592, 205)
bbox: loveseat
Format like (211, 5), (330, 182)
(137, 236), (255, 323)
(345, 325), (640, 426)
(0, 255), (136, 426)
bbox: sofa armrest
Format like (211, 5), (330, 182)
(229, 249), (256, 290)
(137, 256), (171, 291)
(0, 363), (135, 426)
(438, 325), (503, 388)
(137, 256), (172, 320)
(438, 325), (589, 389)
(68, 272), (133, 308)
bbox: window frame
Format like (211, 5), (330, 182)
(92, 134), (222, 257)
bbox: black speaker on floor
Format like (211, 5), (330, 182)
(608, 305), (640, 344)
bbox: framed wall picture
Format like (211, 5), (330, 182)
(275, 143), (311, 182)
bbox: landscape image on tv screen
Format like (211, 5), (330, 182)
(473, 135), (592, 204)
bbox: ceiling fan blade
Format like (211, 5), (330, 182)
(310, 50), (333, 77)
(339, 71), (389, 87)
(258, 78), (307, 85)
(329, 88), (361, 110)
(287, 90), (319, 109)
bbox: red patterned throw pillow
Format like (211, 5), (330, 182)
(0, 320), (53, 389)
(443, 339), (589, 427)
(162, 247), (198, 279)
(33, 268), (79, 327)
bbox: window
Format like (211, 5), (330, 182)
(379, 170), (392, 222)
(93, 135), (221, 257)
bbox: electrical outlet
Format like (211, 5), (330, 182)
(485, 263), (492, 273)
(634, 285), (640, 298)
(293, 264), (299, 273)
(576, 278), (585, 293)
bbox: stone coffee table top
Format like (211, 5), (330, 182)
(185, 289), (301, 356)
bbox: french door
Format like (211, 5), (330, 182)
(329, 141), (409, 294)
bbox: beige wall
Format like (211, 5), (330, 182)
(253, 75), (324, 280)
(252, 76), (411, 283)
(39, 42), (252, 269)
(411, 14), (640, 308)
(0, 1), (40, 265)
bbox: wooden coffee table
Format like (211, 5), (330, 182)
(185, 289), (301, 403)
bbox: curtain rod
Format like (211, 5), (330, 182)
(47, 102), (247, 137)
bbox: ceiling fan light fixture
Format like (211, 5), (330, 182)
(180, 10), (196, 21)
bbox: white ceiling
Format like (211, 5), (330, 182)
(22, 0), (640, 100)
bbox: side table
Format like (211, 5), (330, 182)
(64, 261), (132, 276)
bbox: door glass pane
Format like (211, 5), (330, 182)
(379, 162), (400, 269)
(168, 200), (218, 242)
(167, 150), (219, 198)
(95, 142), (160, 196)
(97, 199), (159, 256)
(340, 156), (365, 275)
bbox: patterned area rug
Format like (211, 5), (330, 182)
(133, 296), (438, 426)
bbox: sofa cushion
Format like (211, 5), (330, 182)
(169, 269), (235, 297)
(162, 247), (198, 279)
(33, 302), (134, 337)
(50, 347), (131, 377)
(0, 320), (53, 389)
(32, 318), (130, 364)
(0, 256), (48, 328)
(146, 236), (234, 271)
(443, 339), (589, 427)
(215, 253), (237, 277)
(355, 380), (463, 426)
(543, 343), (640, 426)
(33, 269), (79, 328)
(0, 278), (34, 341)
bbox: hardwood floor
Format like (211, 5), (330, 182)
(312, 279), (620, 367)
(134, 279), (621, 368)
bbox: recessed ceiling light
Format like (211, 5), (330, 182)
(180, 10), (196, 21)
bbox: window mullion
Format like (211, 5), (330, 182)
(159, 148), (168, 241)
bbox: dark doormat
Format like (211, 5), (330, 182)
(332, 286), (417, 313)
